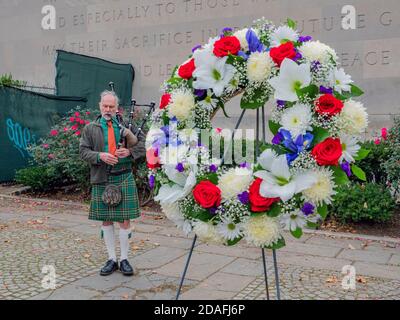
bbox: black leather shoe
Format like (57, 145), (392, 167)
(100, 259), (118, 276)
(120, 259), (134, 276)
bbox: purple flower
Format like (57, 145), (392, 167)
(192, 44), (202, 53)
(238, 191), (250, 205)
(246, 29), (264, 53)
(320, 86), (333, 94)
(175, 163), (185, 173)
(220, 27), (233, 37)
(299, 35), (312, 43)
(341, 161), (352, 177)
(293, 50), (302, 61)
(240, 162), (250, 169)
(209, 164), (218, 173)
(277, 100), (286, 108)
(301, 202), (315, 216)
(272, 132), (284, 145)
(238, 51), (249, 60)
(209, 207), (218, 215)
(194, 89), (207, 99)
(149, 175), (155, 189)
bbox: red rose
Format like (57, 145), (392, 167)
(312, 138), (343, 166)
(193, 181), (222, 209)
(249, 178), (280, 212)
(213, 36), (241, 57)
(269, 42), (297, 66)
(159, 93), (171, 109)
(146, 148), (161, 169)
(315, 94), (344, 116)
(178, 58), (196, 80)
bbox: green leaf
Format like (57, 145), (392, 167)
(268, 120), (281, 135)
(227, 236), (243, 246)
(226, 54), (245, 65)
(317, 204), (328, 219)
(296, 84), (319, 100)
(331, 166), (350, 185)
(287, 18), (297, 30)
(217, 100), (230, 118)
(291, 227), (303, 239)
(266, 202), (281, 218)
(266, 237), (286, 250)
(351, 164), (367, 181)
(190, 210), (212, 222)
(306, 221), (318, 229)
(240, 88), (269, 109)
(312, 127), (330, 145)
(334, 84), (364, 100)
(354, 148), (370, 161)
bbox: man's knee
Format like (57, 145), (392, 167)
(119, 220), (131, 229)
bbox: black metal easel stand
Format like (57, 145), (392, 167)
(176, 106), (281, 300)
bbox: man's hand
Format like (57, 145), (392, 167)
(115, 148), (131, 159)
(100, 153), (119, 165)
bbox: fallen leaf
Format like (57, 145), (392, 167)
(326, 276), (338, 284)
(348, 244), (355, 250)
(122, 294), (129, 300)
(356, 276), (367, 284)
(83, 253), (91, 259)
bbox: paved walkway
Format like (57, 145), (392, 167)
(0, 195), (399, 300)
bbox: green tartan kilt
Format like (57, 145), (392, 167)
(89, 172), (140, 222)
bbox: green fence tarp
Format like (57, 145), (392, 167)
(55, 50), (134, 108)
(0, 85), (87, 182)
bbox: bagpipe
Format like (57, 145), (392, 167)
(109, 82), (155, 149)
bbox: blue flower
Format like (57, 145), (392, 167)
(246, 29), (265, 53)
(279, 129), (314, 165)
(341, 161), (352, 177)
(301, 202), (315, 216)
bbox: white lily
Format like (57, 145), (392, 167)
(268, 58), (311, 102)
(154, 169), (197, 205)
(193, 49), (236, 97)
(254, 149), (317, 202)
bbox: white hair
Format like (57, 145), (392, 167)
(100, 90), (119, 106)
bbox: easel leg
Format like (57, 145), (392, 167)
(272, 249), (281, 300)
(261, 248), (270, 300)
(176, 235), (198, 300)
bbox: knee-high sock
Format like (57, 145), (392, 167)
(102, 225), (117, 262)
(119, 228), (131, 261)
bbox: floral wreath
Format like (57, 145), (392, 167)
(146, 18), (369, 249)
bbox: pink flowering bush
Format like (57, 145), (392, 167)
(16, 106), (96, 191)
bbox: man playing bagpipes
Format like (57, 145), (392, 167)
(79, 90), (141, 276)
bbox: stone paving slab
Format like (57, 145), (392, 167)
(338, 249), (392, 264)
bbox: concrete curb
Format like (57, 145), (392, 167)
(1, 193), (399, 245)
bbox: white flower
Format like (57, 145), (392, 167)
(159, 144), (189, 165)
(179, 128), (199, 145)
(233, 28), (251, 51)
(218, 167), (253, 200)
(242, 215), (281, 247)
(268, 58), (311, 102)
(302, 167), (336, 205)
(254, 149), (317, 202)
(280, 211), (308, 232)
(270, 26), (299, 47)
(330, 68), (353, 93)
(198, 90), (218, 111)
(193, 220), (224, 244)
(280, 103), (313, 137)
(217, 217), (243, 241)
(168, 89), (196, 121)
(338, 100), (369, 135)
(339, 134), (360, 164)
(154, 169), (197, 205)
(193, 49), (236, 97)
(299, 40), (338, 64)
(161, 202), (192, 235)
(247, 51), (274, 83)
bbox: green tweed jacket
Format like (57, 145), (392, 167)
(79, 117), (140, 184)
